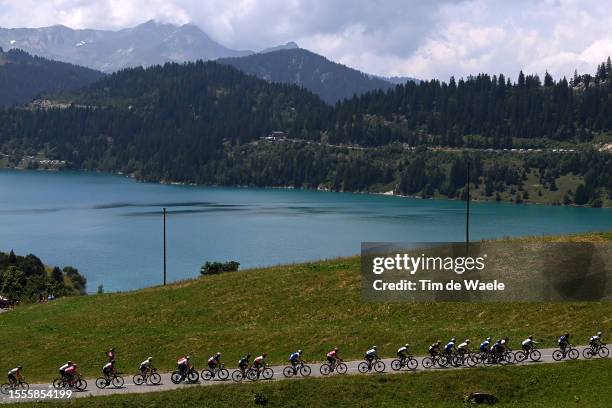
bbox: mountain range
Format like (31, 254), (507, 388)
(0, 20), (418, 104)
(0, 47), (104, 105)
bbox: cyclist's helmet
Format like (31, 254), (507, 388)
(148, 357), (153, 361)
(186, 355), (191, 360)
(298, 349), (303, 354)
(486, 337), (491, 341)
(451, 337), (456, 342)
(405, 343), (409, 348)
(110, 348), (115, 352)
(465, 339), (471, 343)
(110, 359), (115, 364)
(73, 364), (78, 368)
(334, 347), (339, 351)
(216, 352), (221, 357)
(67, 361), (73, 365)
(528, 335), (533, 340)
(436, 340), (441, 344)
(597, 331), (602, 336)
(262, 352), (268, 357)
(17, 365), (22, 370)
(372, 346), (378, 350)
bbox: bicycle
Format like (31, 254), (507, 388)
(95, 373), (125, 389)
(53, 373), (87, 391)
(391, 355), (418, 371)
(357, 358), (385, 373)
(1, 379), (29, 395)
(170, 366), (199, 384)
(552, 344), (579, 361)
(451, 350), (478, 367)
(319, 360), (348, 375)
(133, 367), (162, 385)
(422, 354), (449, 369)
(582, 343), (609, 359)
(483, 349), (514, 366)
(201, 364), (230, 381)
(246, 365), (274, 381)
(515, 346), (542, 362)
(283, 362), (312, 378)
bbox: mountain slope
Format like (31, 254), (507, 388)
(0, 47), (104, 105)
(0, 20), (252, 72)
(218, 48), (403, 104)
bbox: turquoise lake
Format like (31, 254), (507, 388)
(1, 169), (611, 292)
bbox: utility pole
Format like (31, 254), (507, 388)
(163, 207), (167, 286)
(465, 158), (470, 253)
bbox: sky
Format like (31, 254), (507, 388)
(0, 0), (611, 80)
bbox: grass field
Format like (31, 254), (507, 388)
(0, 232), (610, 382)
(20, 359), (612, 408)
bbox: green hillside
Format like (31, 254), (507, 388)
(0, 232), (609, 382)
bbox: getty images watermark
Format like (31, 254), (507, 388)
(361, 242), (611, 302)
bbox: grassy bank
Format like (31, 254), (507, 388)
(0, 232), (610, 382)
(22, 359), (612, 408)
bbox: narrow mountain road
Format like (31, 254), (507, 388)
(1, 346), (607, 403)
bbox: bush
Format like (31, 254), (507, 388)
(200, 261), (240, 276)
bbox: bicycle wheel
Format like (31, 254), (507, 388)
(598, 346), (609, 358)
(95, 377), (108, 389)
(170, 371), (182, 384)
(336, 363), (348, 374)
(568, 348), (579, 360)
(217, 368), (229, 381)
(391, 359), (402, 371)
(357, 362), (369, 373)
(149, 372), (161, 385)
(232, 370), (244, 382)
(552, 350), (563, 361)
(504, 351), (515, 364)
(201, 369), (214, 381)
(187, 369), (199, 383)
(246, 369), (258, 381)
(300, 365), (312, 377)
(422, 357), (434, 369)
(374, 360), (386, 373)
(52, 378), (64, 389)
(530, 349), (541, 362)
(112, 376), (124, 388)
(262, 368), (274, 380)
(133, 374), (144, 385)
(283, 366), (295, 378)
(466, 355), (477, 368)
(515, 350), (527, 362)
(438, 355), (449, 367)
(406, 358), (418, 370)
(319, 364), (331, 375)
(76, 378), (87, 391)
(582, 347), (594, 359)
(0, 383), (10, 395)
(18, 382), (29, 391)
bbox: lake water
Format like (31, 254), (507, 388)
(1, 169), (611, 292)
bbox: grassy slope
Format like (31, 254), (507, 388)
(23, 359), (612, 408)
(0, 232), (610, 382)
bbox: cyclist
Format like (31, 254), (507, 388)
(207, 352), (222, 371)
(59, 361), (73, 382)
(479, 337), (492, 353)
(139, 357), (153, 377)
(289, 349), (304, 373)
(397, 343), (410, 362)
(7, 366), (23, 386)
(428, 341), (441, 357)
(177, 355), (191, 375)
(558, 333), (570, 352)
(500, 337), (509, 352)
(64, 363), (77, 385)
(253, 353), (268, 370)
(106, 348), (115, 362)
(491, 339), (503, 356)
(457, 339), (471, 356)
(102, 360), (116, 384)
(521, 336), (537, 352)
(365, 346), (379, 369)
(589, 331), (603, 348)
(326, 347), (341, 368)
(444, 338), (456, 355)
(238, 354), (251, 374)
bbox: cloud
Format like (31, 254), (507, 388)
(0, 0), (610, 80)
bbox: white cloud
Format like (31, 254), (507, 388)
(0, 0), (611, 80)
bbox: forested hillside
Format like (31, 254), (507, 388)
(0, 250), (86, 303)
(0, 48), (104, 105)
(0, 58), (611, 206)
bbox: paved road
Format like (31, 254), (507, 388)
(1, 346), (607, 404)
